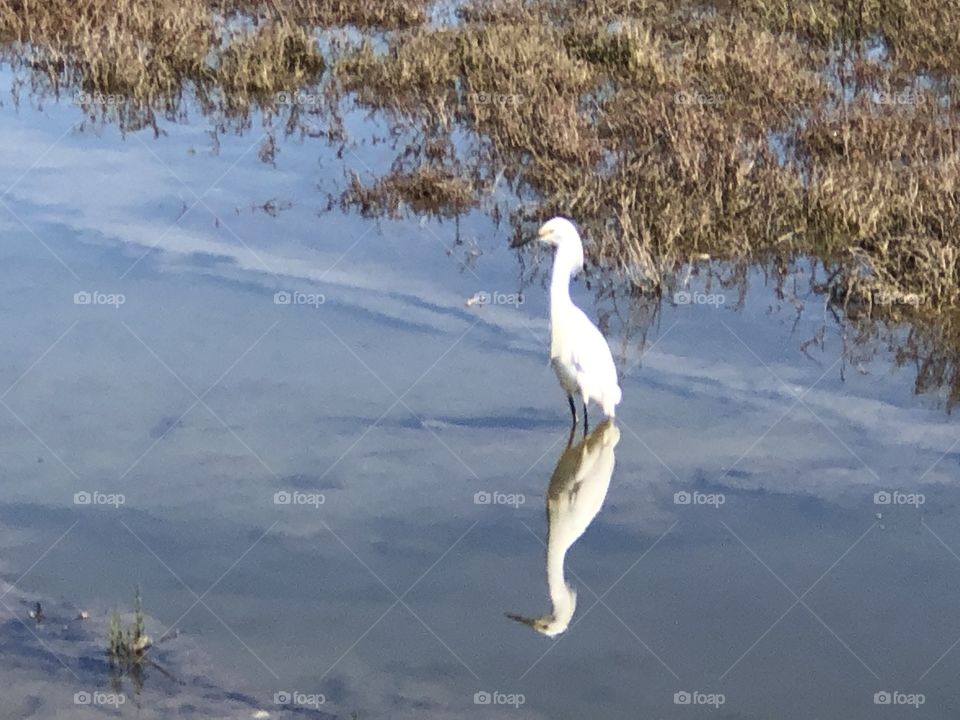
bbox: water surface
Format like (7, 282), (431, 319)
(1, 66), (959, 720)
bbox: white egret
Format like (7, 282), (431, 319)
(524, 217), (622, 427)
(507, 419), (620, 637)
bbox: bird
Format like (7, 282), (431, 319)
(522, 217), (622, 429)
(506, 419), (620, 637)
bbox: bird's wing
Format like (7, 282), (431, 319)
(566, 308), (619, 388)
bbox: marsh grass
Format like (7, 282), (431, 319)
(335, 0), (960, 312)
(342, 165), (477, 217)
(0, 0), (385, 128)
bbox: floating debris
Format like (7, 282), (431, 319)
(249, 198), (293, 217)
(28, 602), (43, 623)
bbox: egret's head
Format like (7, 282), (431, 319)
(505, 586), (577, 638)
(536, 217), (581, 248)
(535, 217), (584, 276)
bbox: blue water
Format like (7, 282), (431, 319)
(1, 66), (959, 719)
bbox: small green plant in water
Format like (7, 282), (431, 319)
(107, 586), (181, 697)
(108, 586), (152, 666)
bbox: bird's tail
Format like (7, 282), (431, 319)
(602, 384), (622, 417)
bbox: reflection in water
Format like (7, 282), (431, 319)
(507, 420), (620, 637)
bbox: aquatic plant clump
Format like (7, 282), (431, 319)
(108, 586), (152, 665)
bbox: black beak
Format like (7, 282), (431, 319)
(505, 611), (538, 628)
(512, 228), (552, 248)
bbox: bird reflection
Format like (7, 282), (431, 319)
(507, 419), (619, 637)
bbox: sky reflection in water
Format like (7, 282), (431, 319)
(0, 67), (959, 719)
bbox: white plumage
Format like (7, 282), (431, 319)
(534, 217), (622, 425)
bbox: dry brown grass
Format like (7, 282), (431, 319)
(341, 165), (477, 217)
(261, 0), (429, 29)
(0, 0), (213, 97)
(0, 0), (426, 111)
(334, 0), (960, 312)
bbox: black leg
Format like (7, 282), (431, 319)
(583, 401), (589, 434)
(567, 394), (578, 426)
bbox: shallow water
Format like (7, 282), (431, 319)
(1, 67), (960, 720)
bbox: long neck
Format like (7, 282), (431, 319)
(549, 244), (578, 312)
(546, 537), (569, 607)
(545, 506), (575, 618)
